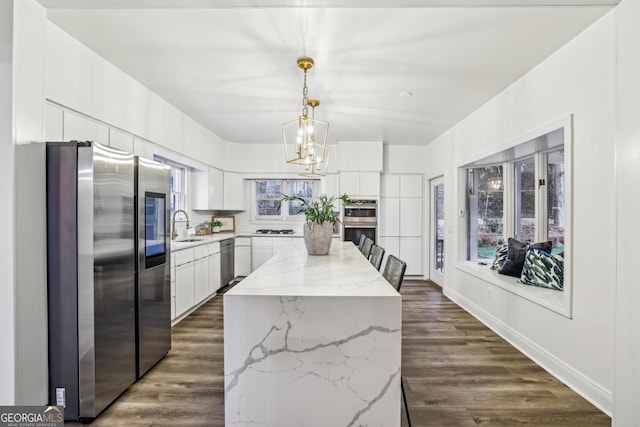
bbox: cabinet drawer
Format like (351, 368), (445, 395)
(235, 237), (251, 246)
(252, 237), (273, 247)
(208, 241), (221, 255)
(194, 244), (209, 260)
(174, 248), (194, 266)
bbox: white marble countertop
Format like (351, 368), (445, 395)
(170, 233), (238, 250)
(226, 240), (399, 297)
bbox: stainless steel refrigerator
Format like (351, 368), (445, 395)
(47, 141), (171, 421)
(135, 156), (171, 379)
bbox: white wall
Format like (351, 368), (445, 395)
(425, 10), (617, 414)
(0, 0), (16, 406)
(614, 0), (640, 424)
(12, 0), (48, 405)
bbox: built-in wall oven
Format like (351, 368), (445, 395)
(343, 199), (377, 245)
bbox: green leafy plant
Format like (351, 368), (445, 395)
(280, 193), (351, 225)
(210, 220), (223, 228)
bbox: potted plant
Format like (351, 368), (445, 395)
(210, 220), (223, 233)
(281, 193), (351, 255)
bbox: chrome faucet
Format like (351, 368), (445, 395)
(172, 209), (190, 240)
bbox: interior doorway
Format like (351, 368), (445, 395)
(430, 177), (445, 285)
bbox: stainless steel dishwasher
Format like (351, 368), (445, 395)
(220, 238), (235, 287)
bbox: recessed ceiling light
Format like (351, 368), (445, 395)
(399, 91), (413, 98)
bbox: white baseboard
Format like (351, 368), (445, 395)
(444, 287), (613, 416)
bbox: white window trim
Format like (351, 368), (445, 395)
(458, 115), (573, 318)
(252, 179), (320, 222)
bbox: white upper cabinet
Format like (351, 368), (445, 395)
(381, 174), (400, 198)
(400, 175), (423, 198)
(192, 167), (224, 211)
(224, 172), (246, 211)
(45, 104), (63, 141)
(62, 111), (109, 145)
(339, 172), (380, 197)
(109, 128), (134, 153)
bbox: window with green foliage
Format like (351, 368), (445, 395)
(466, 127), (566, 261)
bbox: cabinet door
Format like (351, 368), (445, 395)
(400, 198), (422, 237)
(400, 237), (422, 275)
(63, 111), (109, 145)
(194, 257), (209, 304)
(235, 247), (251, 277)
(251, 237), (273, 272)
(359, 172), (380, 197)
(224, 172), (245, 210)
(379, 198), (400, 237)
(272, 237), (294, 254)
(339, 172), (359, 196)
(175, 262), (195, 317)
(381, 174), (400, 197)
(210, 167), (224, 210)
(378, 236), (400, 276)
(400, 175), (423, 198)
(209, 252), (221, 293)
(109, 128), (134, 153)
(45, 104), (63, 141)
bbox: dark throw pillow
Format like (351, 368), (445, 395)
(498, 238), (529, 277)
(530, 240), (552, 255)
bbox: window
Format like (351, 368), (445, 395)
(154, 156), (188, 218)
(465, 127), (567, 262)
(514, 158), (535, 243)
(169, 166), (187, 217)
(467, 166), (504, 261)
(547, 150), (565, 253)
(254, 179), (317, 219)
(460, 121), (572, 317)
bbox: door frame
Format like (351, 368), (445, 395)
(429, 176), (445, 285)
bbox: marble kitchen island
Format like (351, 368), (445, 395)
(224, 241), (402, 427)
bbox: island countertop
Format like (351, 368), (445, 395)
(225, 240), (399, 297)
(224, 240), (402, 427)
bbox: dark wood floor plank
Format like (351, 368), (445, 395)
(67, 280), (609, 427)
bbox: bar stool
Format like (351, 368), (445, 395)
(382, 254), (411, 426)
(361, 237), (374, 259)
(369, 244), (385, 270)
(357, 234), (367, 250)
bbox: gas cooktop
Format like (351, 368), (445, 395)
(255, 229), (295, 235)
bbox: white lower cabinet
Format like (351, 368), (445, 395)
(252, 237), (273, 272)
(170, 253), (176, 320)
(175, 261), (195, 318)
(194, 256), (209, 304)
(235, 237), (252, 277)
(251, 237), (295, 272)
(209, 252), (221, 294)
(209, 242), (221, 294)
(377, 236), (422, 276)
(400, 237), (422, 276)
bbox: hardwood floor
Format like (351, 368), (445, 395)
(76, 280), (610, 426)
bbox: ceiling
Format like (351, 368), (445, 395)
(39, 1), (616, 146)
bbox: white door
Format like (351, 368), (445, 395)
(430, 177), (445, 285)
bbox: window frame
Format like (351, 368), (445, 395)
(252, 179), (319, 221)
(459, 116), (573, 318)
